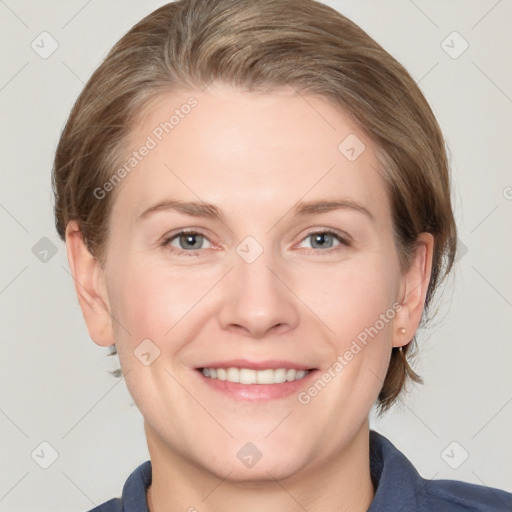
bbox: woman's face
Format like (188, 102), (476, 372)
(83, 84), (428, 480)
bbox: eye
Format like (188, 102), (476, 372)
(163, 230), (212, 254)
(297, 230), (350, 251)
(162, 229), (349, 256)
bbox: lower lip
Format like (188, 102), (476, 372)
(195, 369), (318, 401)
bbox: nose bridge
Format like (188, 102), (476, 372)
(217, 239), (299, 337)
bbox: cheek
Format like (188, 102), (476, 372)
(106, 260), (221, 352)
(109, 260), (172, 321)
(305, 257), (399, 342)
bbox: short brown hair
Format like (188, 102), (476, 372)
(52, 0), (457, 412)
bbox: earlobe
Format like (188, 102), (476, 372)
(65, 221), (114, 347)
(392, 233), (434, 348)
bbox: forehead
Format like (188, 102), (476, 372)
(111, 84), (390, 225)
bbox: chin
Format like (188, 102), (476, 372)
(203, 443), (307, 483)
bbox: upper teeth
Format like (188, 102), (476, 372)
(202, 367), (309, 384)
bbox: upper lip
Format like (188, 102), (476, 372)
(196, 359), (315, 371)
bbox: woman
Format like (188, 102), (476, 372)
(52, 0), (511, 510)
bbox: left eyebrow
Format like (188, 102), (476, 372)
(291, 199), (376, 223)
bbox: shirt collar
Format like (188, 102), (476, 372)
(120, 460), (151, 512)
(368, 430), (425, 511)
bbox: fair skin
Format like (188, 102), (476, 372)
(66, 84), (433, 512)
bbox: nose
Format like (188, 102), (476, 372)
(217, 246), (300, 338)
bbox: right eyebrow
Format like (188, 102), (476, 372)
(136, 199), (224, 224)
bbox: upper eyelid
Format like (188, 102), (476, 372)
(164, 229), (212, 244)
(295, 230), (351, 249)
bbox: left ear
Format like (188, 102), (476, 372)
(392, 232), (434, 348)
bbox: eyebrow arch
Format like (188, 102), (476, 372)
(136, 200), (223, 223)
(136, 198), (375, 224)
(291, 199), (375, 222)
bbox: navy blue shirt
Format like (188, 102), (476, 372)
(89, 431), (511, 511)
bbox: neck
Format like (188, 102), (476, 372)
(145, 421), (374, 512)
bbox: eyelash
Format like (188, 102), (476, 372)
(162, 228), (351, 257)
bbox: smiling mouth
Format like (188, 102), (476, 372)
(198, 367), (312, 384)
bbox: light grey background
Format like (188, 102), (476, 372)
(1, 1), (511, 510)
